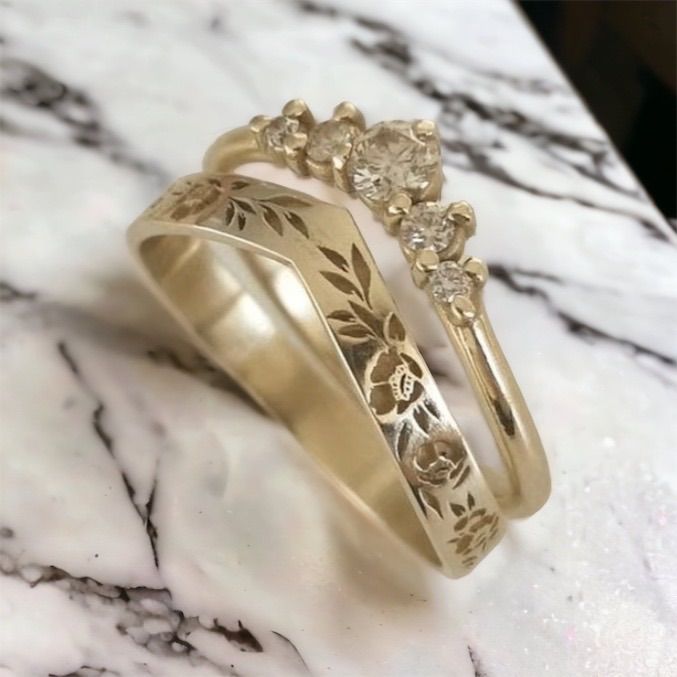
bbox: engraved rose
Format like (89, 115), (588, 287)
(403, 438), (469, 489)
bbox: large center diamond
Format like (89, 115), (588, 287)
(346, 121), (441, 206)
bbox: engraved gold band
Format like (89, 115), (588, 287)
(127, 100), (550, 577)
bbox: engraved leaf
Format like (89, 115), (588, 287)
(348, 301), (384, 338)
(232, 198), (255, 214)
(452, 465), (470, 489)
(320, 271), (363, 299)
(419, 489), (443, 519)
(338, 324), (372, 339)
(265, 195), (313, 208)
(224, 200), (235, 226)
(385, 313), (406, 342)
(327, 310), (354, 322)
(230, 179), (250, 190)
(285, 211), (309, 238)
(262, 205), (283, 235)
(237, 212), (247, 230)
(424, 399), (441, 420)
(318, 246), (350, 272)
(449, 502), (466, 517)
(351, 244), (371, 304)
(413, 407), (430, 432)
(396, 422), (412, 459)
(467, 493), (476, 510)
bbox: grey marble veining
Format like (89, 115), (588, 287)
(1, 1), (676, 676)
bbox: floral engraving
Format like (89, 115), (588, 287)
(448, 493), (500, 568)
(223, 185), (313, 239)
(368, 340), (424, 416)
(167, 177), (227, 221)
(402, 437), (469, 490)
(320, 243), (372, 305)
(319, 244), (433, 426)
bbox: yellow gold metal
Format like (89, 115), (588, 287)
(332, 100), (366, 130)
(384, 192), (412, 234)
(412, 118), (438, 141)
(283, 131), (309, 176)
(282, 98), (315, 128)
(248, 114), (271, 136)
(128, 100), (551, 577)
(463, 256), (489, 286)
(448, 200), (476, 237)
(331, 150), (352, 193)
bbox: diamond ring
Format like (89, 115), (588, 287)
(128, 100), (551, 577)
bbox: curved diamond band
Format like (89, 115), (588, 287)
(127, 100), (550, 577)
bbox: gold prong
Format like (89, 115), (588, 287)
(449, 296), (476, 326)
(249, 115), (272, 150)
(282, 99), (314, 128)
(448, 201), (476, 238)
(332, 144), (353, 192)
(415, 249), (439, 273)
(383, 192), (412, 234)
(285, 131), (308, 151)
(412, 119), (438, 142)
(307, 156), (332, 183)
(410, 249), (439, 288)
(249, 115), (271, 135)
(332, 101), (366, 130)
(463, 256), (488, 287)
(284, 131), (309, 176)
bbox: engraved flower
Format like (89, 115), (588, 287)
(448, 494), (500, 564)
(367, 314), (424, 416)
(169, 178), (225, 220)
(404, 438), (469, 489)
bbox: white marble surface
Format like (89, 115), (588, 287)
(1, 1), (676, 676)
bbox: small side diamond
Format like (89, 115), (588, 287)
(429, 261), (473, 304)
(400, 202), (454, 253)
(307, 120), (358, 163)
(263, 116), (301, 152)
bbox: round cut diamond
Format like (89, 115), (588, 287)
(263, 116), (300, 152)
(429, 261), (473, 304)
(400, 202), (454, 253)
(346, 121), (441, 205)
(307, 120), (358, 163)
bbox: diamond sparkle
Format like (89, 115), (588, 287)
(346, 121), (441, 206)
(400, 202), (455, 253)
(263, 116), (301, 152)
(429, 261), (473, 304)
(307, 120), (358, 163)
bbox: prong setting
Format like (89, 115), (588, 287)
(448, 201), (476, 238)
(331, 143), (354, 192)
(249, 115), (272, 136)
(249, 103), (486, 320)
(463, 256), (488, 288)
(384, 192), (412, 234)
(449, 296), (477, 325)
(282, 98), (315, 128)
(332, 101), (366, 130)
(284, 131), (310, 176)
(412, 119), (438, 142)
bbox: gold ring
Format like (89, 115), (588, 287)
(127, 99), (550, 577)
